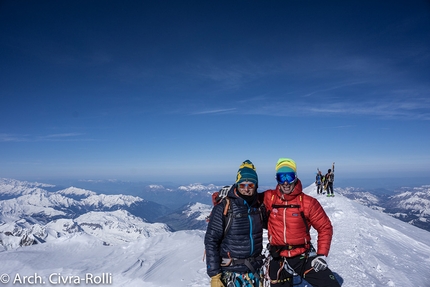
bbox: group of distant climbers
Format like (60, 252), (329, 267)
(315, 162), (335, 197)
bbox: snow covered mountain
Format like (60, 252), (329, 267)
(0, 178), (172, 250)
(157, 202), (212, 231)
(0, 178), (170, 222)
(384, 185), (430, 231)
(0, 178), (56, 198)
(138, 183), (218, 208)
(60, 179), (219, 208)
(0, 183), (429, 287)
(337, 185), (430, 232)
(0, 209), (171, 251)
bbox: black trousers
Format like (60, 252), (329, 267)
(326, 182), (334, 195)
(316, 184), (323, 194)
(268, 256), (340, 287)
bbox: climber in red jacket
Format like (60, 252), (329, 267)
(263, 158), (341, 287)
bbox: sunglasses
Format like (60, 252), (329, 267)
(276, 172), (297, 185)
(238, 183), (256, 189)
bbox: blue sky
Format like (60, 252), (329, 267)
(1, 1), (429, 187)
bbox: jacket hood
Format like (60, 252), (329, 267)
(275, 178), (303, 201)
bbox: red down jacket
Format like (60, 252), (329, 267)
(263, 179), (333, 258)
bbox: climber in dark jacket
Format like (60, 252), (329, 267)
(205, 160), (266, 287)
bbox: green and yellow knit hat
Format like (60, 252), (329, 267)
(275, 158), (297, 174)
(236, 160), (258, 185)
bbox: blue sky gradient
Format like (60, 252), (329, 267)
(1, 1), (429, 187)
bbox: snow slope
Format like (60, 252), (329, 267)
(318, 187), (430, 286)
(0, 184), (429, 287)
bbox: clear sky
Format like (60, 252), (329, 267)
(1, 1), (429, 186)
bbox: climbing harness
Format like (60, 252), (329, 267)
(222, 271), (263, 287)
(262, 244), (317, 286)
(221, 254), (265, 282)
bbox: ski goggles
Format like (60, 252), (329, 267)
(238, 183), (256, 189)
(276, 172), (297, 185)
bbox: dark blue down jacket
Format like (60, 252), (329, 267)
(204, 185), (266, 277)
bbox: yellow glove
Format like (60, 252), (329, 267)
(210, 273), (224, 287)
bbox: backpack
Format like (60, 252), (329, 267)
(315, 174), (322, 184)
(209, 185), (234, 235)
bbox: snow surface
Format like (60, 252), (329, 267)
(1, 184), (430, 287)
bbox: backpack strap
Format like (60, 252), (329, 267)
(298, 195), (310, 235)
(223, 197), (233, 235)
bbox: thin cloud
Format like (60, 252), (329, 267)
(302, 81), (367, 98)
(0, 133), (92, 142)
(305, 99), (430, 120)
(321, 125), (357, 129)
(39, 133), (83, 139)
(240, 95), (430, 121)
(36, 133), (96, 142)
(0, 134), (29, 142)
(186, 57), (278, 92)
(191, 108), (237, 115)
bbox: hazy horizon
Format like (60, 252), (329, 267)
(4, 174), (428, 195)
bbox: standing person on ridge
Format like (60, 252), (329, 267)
(324, 163), (335, 197)
(205, 160), (266, 287)
(263, 158), (340, 287)
(315, 169), (324, 195)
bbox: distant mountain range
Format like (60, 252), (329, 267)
(1, 178), (428, 251)
(0, 178), (213, 250)
(51, 179), (217, 208)
(336, 185), (430, 232)
(0, 178), (171, 222)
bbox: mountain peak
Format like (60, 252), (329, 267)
(56, 186), (97, 197)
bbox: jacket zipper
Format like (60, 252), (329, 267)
(246, 202), (254, 255)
